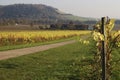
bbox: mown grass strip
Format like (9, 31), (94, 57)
(0, 36), (78, 51)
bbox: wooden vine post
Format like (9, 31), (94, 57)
(101, 17), (106, 80)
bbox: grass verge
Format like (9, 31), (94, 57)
(0, 36), (79, 51)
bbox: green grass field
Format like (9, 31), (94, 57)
(0, 39), (119, 80)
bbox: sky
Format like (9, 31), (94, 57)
(0, 0), (120, 18)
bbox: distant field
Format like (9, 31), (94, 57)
(114, 24), (120, 30)
(0, 25), (41, 30)
(0, 30), (90, 46)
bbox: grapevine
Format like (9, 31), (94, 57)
(93, 17), (120, 80)
(0, 30), (90, 46)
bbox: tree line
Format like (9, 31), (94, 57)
(0, 18), (97, 30)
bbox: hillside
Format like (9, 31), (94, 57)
(0, 4), (95, 21)
(0, 4), (59, 19)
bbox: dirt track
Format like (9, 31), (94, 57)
(0, 40), (76, 60)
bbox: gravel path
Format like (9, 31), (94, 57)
(0, 40), (76, 60)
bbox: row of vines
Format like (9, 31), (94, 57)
(0, 30), (90, 46)
(92, 17), (120, 80)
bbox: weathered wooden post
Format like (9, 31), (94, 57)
(101, 17), (106, 80)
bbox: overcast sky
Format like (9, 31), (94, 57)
(0, 0), (120, 18)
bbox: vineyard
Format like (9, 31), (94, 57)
(0, 30), (90, 46)
(0, 18), (119, 80)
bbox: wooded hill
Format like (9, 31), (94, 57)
(0, 4), (119, 30)
(0, 4), (96, 24)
